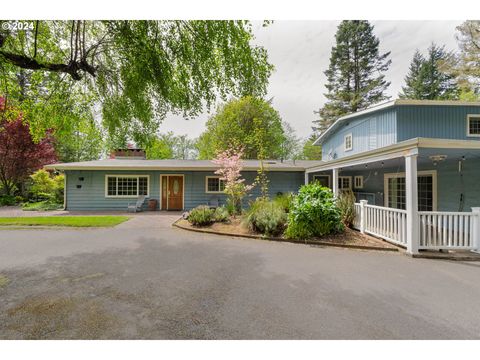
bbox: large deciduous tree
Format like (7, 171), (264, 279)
(145, 132), (197, 160)
(0, 97), (57, 195)
(399, 43), (459, 100)
(454, 21), (480, 100)
(196, 96), (287, 160)
(313, 20), (391, 135)
(0, 20), (273, 144)
(301, 136), (323, 160)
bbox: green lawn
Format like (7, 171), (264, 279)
(0, 216), (130, 227)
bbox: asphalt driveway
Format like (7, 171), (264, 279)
(1, 214), (480, 339)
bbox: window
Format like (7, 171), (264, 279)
(313, 175), (330, 188)
(344, 133), (353, 151)
(384, 171), (436, 211)
(105, 175), (149, 197)
(354, 176), (364, 189)
(467, 115), (480, 137)
(338, 176), (352, 190)
(206, 176), (226, 193)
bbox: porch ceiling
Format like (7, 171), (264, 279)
(306, 137), (480, 173)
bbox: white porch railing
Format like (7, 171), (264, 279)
(353, 202), (480, 251)
(365, 204), (408, 246)
(353, 203), (362, 229)
(419, 212), (476, 250)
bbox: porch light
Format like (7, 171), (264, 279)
(429, 154), (447, 166)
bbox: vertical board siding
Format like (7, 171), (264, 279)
(397, 105), (480, 141)
(65, 170), (304, 211)
(321, 104), (480, 162)
(321, 108), (397, 161)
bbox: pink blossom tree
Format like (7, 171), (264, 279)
(212, 146), (254, 215)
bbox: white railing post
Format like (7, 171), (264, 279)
(405, 152), (419, 255)
(360, 200), (368, 234)
(332, 168), (339, 198)
(472, 207), (480, 252)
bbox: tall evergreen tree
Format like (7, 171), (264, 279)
(399, 43), (459, 100)
(399, 50), (425, 99)
(313, 20), (391, 134)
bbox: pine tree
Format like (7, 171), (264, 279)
(399, 43), (459, 100)
(399, 50), (425, 99)
(313, 20), (391, 134)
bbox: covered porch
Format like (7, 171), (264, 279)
(305, 138), (480, 254)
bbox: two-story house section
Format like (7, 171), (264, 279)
(306, 100), (480, 213)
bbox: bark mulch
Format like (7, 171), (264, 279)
(174, 218), (400, 252)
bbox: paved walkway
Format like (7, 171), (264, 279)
(1, 216), (480, 339)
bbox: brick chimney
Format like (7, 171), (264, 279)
(110, 148), (146, 160)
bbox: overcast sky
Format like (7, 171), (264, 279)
(161, 20), (462, 139)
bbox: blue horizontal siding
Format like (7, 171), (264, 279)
(397, 105), (480, 141)
(65, 170), (304, 211)
(322, 108), (397, 161)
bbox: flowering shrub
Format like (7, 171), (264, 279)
(212, 146), (254, 215)
(285, 183), (344, 239)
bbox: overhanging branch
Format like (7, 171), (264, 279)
(0, 50), (96, 80)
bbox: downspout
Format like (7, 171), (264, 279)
(63, 172), (67, 210)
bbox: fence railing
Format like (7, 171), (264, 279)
(419, 212), (476, 249)
(353, 202), (479, 251)
(364, 204), (408, 246)
(353, 203), (362, 229)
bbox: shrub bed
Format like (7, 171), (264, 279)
(187, 205), (230, 227)
(285, 183), (344, 239)
(244, 199), (287, 236)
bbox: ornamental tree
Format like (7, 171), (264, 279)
(212, 147), (254, 215)
(0, 97), (57, 195)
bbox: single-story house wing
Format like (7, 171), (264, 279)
(46, 156), (322, 211)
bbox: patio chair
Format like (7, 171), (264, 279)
(207, 196), (219, 209)
(127, 195), (147, 213)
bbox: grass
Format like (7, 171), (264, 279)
(0, 216), (130, 227)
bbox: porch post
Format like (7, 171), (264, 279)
(304, 172), (309, 185)
(405, 152), (419, 254)
(360, 199), (368, 234)
(472, 207), (480, 252)
(332, 168), (339, 197)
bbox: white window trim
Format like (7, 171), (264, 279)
(338, 176), (352, 190)
(313, 174), (331, 188)
(467, 114), (480, 137)
(344, 133), (353, 151)
(160, 174), (185, 210)
(383, 170), (437, 211)
(105, 174), (150, 198)
(205, 176), (226, 194)
(354, 175), (364, 189)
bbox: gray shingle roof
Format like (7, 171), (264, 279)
(45, 159), (323, 171)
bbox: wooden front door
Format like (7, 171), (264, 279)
(166, 176), (183, 210)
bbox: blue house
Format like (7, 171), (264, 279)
(46, 155), (319, 211)
(306, 99), (480, 254)
(46, 99), (480, 254)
